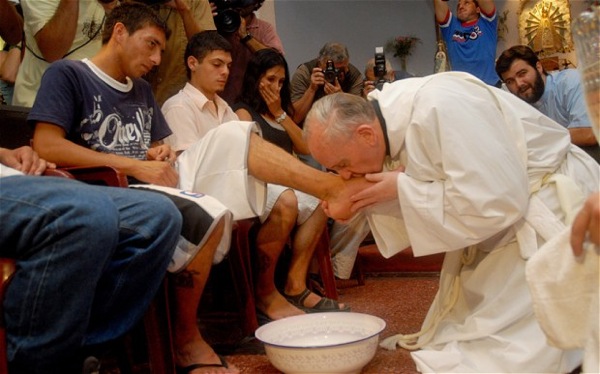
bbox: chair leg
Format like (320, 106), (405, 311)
(314, 231), (339, 300)
(143, 279), (175, 374)
(0, 259), (16, 374)
(228, 219), (258, 335)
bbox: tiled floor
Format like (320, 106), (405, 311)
(221, 275), (440, 374)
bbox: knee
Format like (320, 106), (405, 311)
(271, 190), (298, 226)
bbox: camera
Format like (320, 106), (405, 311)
(373, 46), (387, 90)
(323, 59), (338, 84)
(213, 0), (256, 34)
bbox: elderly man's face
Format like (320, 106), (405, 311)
(307, 120), (383, 180)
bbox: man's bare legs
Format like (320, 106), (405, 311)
(254, 190), (305, 320)
(171, 218), (239, 374)
(283, 206), (347, 309)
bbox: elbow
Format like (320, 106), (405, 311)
(41, 52), (64, 63)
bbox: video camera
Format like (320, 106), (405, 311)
(213, 0), (257, 34)
(373, 46), (387, 90)
(323, 59), (339, 84)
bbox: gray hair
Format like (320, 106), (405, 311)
(304, 93), (376, 143)
(318, 42), (350, 63)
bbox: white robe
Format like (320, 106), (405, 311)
(369, 72), (599, 373)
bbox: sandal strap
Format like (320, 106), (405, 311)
(283, 288), (312, 308)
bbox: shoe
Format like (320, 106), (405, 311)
(284, 288), (350, 313)
(81, 356), (100, 374)
(176, 355), (230, 374)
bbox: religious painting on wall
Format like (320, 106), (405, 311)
(518, 0), (574, 57)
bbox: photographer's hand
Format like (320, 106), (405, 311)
(237, 17), (248, 38)
(324, 79), (342, 95)
(310, 67), (325, 91)
(362, 80), (375, 98)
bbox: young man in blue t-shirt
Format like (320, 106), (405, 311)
(434, 0), (500, 87)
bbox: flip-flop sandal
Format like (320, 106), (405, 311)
(176, 355), (229, 374)
(284, 288), (351, 313)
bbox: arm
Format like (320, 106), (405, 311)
(477, 0), (496, 17)
(33, 0), (80, 62)
(571, 192), (600, 256)
(0, 146), (54, 175)
(0, 0), (23, 45)
(257, 81), (310, 155)
(237, 17), (269, 53)
(291, 65), (324, 124)
(33, 123), (179, 187)
(168, 0), (212, 39)
(433, 0), (450, 24)
(569, 128), (598, 146)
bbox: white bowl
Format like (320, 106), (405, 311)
(255, 312), (386, 374)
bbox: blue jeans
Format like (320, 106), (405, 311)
(0, 176), (181, 373)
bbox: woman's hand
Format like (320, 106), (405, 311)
(259, 82), (283, 118)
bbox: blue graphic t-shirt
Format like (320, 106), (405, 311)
(440, 11), (499, 86)
(29, 59), (171, 160)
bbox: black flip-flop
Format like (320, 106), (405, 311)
(176, 355), (229, 374)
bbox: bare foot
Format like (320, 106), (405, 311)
(175, 336), (239, 374)
(298, 290), (347, 310)
(256, 290), (305, 320)
(324, 176), (375, 221)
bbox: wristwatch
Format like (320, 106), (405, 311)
(240, 33), (253, 44)
(275, 112), (287, 124)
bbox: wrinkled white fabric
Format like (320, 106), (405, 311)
(527, 227), (599, 373)
(177, 120), (266, 220)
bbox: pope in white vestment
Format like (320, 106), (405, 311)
(304, 72), (600, 373)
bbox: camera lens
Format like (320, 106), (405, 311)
(215, 9), (241, 34)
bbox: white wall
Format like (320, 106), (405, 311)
(261, 0), (589, 77)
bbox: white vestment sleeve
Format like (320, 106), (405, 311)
(395, 83), (530, 256)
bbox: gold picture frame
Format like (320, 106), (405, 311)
(518, 0), (574, 57)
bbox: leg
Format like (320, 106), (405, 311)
(1, 177), (180, 373)
(329, 213), (371, 279)
(254, 189), (304, 320)
(247, 133), (371, 220)
(284, 205), (347, 310)
(170, 217), (238, 374)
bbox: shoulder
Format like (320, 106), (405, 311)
(555, 68), (581, 82)
(348, 63), (362, 78)
(43, 59), (87, 82)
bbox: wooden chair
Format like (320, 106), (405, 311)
(0, 259), (16, 374)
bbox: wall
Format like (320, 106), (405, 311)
(260, 0), (589, 78)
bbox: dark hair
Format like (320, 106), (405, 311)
(495, 45), (547, 80)
(101, 1), (169, 45)
(237, 48), (295, 117)
(184, 30), (232, 80)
